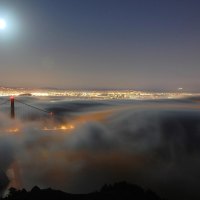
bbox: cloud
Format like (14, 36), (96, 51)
(1, 100), (200, 200)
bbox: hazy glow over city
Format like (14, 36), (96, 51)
(0, 86), (198, 100)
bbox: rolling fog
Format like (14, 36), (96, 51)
(0, 97), (200, 200)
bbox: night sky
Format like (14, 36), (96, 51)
(0, 0), (200, 91)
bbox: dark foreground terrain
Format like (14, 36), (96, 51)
(2, 182), (164, 200)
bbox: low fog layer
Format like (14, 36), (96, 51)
(0, 97), (200, 200)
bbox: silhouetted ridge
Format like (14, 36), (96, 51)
(2, 182), (166, 200)
(99, 182), (162, 200)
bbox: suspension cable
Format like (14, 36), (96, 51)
(15, 99), (51, 114)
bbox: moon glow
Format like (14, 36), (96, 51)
(0, 19), (7, 29)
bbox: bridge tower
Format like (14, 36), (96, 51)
(10, 96), (15, 119)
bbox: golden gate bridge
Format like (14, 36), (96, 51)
(0, 96), (53, 120)
(0, 96), (75, 133)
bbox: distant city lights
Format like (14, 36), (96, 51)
(0, 87), (198, 100)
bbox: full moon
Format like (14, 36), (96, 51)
(0, 19), (6, 29)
